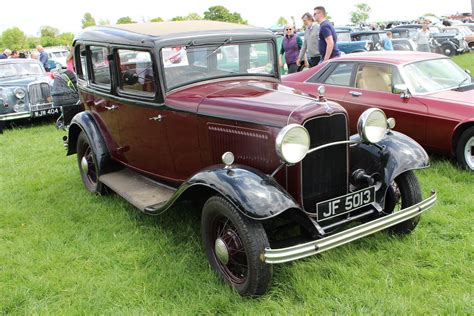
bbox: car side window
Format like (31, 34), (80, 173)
(355, 64), (395, 93)
(323, 63), (354, 86)
(117, 49), (156, 96)
(75, 45), (88, 81)
(90, 46), (111, 86)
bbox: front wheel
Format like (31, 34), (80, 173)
(441, 43), (456, 57)
(384, 170), (422, 234)
(455, 127), (474, 171)
(201, 196), (272, 297)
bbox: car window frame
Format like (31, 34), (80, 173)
(307, 61), (357, 87)
(353, 61), (404, 94)
(88, 45), (113, 93)
(113, 47), (159, 101)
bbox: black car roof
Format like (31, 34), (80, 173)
(75, 21), (275, 47)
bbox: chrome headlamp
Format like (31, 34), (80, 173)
(357, 108), (388, 143)
(14, 87), (26, 99)
(275, 124), (310, 164)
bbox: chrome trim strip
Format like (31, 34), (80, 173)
(0, 111), (31, 121)
(264, 191), (437, 264)
(307, 139), (359, 154)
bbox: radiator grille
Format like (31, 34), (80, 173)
(29, 83), (52, 110)
(302, 114), (348, 213)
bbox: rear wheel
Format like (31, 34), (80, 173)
(201, 196), (272, 297)
(455, 127), (474, 171)
(384, 171), (422, 234)
(76, 131), (107, 194)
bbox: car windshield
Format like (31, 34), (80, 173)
(0, 62), (44, 78)
(403, 58), (471, 93)
(161, 41), (276, 90)
(443, 29), (459, 35)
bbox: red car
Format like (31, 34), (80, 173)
(282, 51), (474, 170)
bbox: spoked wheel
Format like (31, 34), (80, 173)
(76, 131), (106, 194)
(456, 127), (474, 171)
(201, 196), (272, 297)
(384, 170), (422, 234)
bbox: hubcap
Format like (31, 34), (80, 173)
(81, 156), (89, 174)
(464, 136), (474, 170)
(445, 48), (452, 55)
(215, 237), (229, 265)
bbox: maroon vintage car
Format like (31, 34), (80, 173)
(65, 22), (437, 296)
(282, 51), (474, 171)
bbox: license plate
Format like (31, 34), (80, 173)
(316, 186), (376, 222)
(32, 108), (59, 118)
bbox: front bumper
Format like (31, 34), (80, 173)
(0, 111), (31, 121)
(264, 191), (437, 264)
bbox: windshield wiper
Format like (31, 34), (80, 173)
(206, 38), (232, 58)
(457, 77), (469, 88)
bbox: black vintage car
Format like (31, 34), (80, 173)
(351, 30), (416, 51)
(392, 24), (470, 56)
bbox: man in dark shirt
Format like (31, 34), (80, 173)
(313, 6), (340, 63)
(0, 49), (11, 59)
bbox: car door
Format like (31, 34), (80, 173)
(342, 62), (428, 144)
(112, 48), (175, 180)
(80, 45), (122, 157)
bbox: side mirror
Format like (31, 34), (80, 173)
(393, 84), (410, 99)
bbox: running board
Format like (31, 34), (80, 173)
(99, 169), (176, 212)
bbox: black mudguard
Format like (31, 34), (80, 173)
(159, 165), (303, 220)
(66, 111), (110, 174)
(350, 131), (430, 211)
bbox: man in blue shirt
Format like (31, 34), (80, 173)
(313, 6), (340, 63)
(0, 49), (11, 59)
(37, 46), (50, 72)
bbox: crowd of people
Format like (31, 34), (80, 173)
(278, 6), (442, 74)
(0, 46), (75, 73)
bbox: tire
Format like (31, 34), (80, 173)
(76, 131), (107, 194)
(455, 127), (474, 171)
(384, 171), (422, 234)
(441, 43), (456, 57)
(469, 42), (474, 49)
(201, 195), (272, 297)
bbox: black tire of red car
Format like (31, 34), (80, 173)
(441, 42), (456, 57)
(76, 131), (107, 194)
(455, 126), (474, 171)
(201, 195), (272, 297)
(385, 170), (422, 234)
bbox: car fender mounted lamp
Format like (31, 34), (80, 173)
(221, 151), (235, 168)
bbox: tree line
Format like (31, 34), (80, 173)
(0, 5), (247, 51)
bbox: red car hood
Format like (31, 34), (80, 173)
(421, 89), (474, 107)
(196, 80), (345, 127)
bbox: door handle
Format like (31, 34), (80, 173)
(350, 91), (363, 97)
(149, 114), (163, 122)
(104, 105), (119, 111)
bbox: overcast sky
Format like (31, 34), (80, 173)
(1, 0), (472, 36)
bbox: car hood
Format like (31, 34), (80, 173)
(0, 74), (51, 86)
(195, 79), (345, 127)
(420, 88), (474, 106)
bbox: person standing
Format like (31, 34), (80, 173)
(279, 25), (302, 74)
(313, 6), (340, 63)
(37, 46), (50, 71)
(416, 22), (431, 52)
(0, 49), (11, 59)
(296, 12), (320, 68)
(10, 50), (20, 58)
(383, 31), (394, 50)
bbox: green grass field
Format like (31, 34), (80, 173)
(1, 54), (473, 314)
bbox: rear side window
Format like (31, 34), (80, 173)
(117, 49), (156, 95)
(90, 46), (111, 86)
(324, 63), (354, 86)
(75, 45), (88, 80)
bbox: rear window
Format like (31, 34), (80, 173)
(117, 49), (156, 96)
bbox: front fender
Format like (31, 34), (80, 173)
(181, 165), (302, 220)
(66, 111), (110, 172)
(350, 131), (429, 209)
